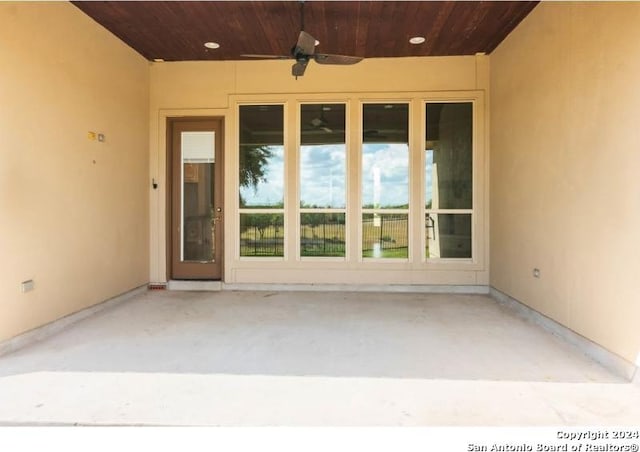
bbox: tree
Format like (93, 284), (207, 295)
(241, 214), (267, 240)
(239, 145), (272, 195)
(239, 144), (273, 208)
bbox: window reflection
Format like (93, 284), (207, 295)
(426, 213), (471, 258)
(362, 104), (409, 210)
(240, 213), (284, 257)
(239, 105), (284, 208)
(425, 102), (473, 260)
(362, 214), (408, 258)
(425, 103), (472, 210)
(300, 104), (346, 209)
(300, 213), (345, 257)
(239, 105), (285, 258)
(300, 104), (347, 258)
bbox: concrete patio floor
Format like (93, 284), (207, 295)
(0, 290), (638, 426)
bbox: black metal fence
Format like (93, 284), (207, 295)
(362, 215), (408, 256)
(240, 214), (284, 256)
(239, 214), (409, 257)
(300, 221), (345, 257)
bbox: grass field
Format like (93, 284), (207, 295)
(362, 248), (408, 258)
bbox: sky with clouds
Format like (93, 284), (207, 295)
(362, 143), (409, 208)
(239, 146), (285, 207)
(239, 144), (434, 209)
(300, 145), (346, 208)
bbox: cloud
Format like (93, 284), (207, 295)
(362, 143), (409, 208)
(240, 143), (420, 210)
(240, 146), (285, 207)
(300, 144), (346, 208)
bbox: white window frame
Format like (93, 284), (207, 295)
(359, 100), (412, 263)
(237, 102), (288, 261)
(229, 90), (486, 275)
(296, 101), (350, 261)
(421, 97), (478, 264)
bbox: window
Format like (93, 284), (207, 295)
(238, 105), (285, 257)
(181, 131), (215, 262)
(299, 104), (346, 257)
(361, 103), (409, 259)
(234, 96), (480, 267)
(425, 102), (473, 259)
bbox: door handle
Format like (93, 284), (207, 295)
(213, 207), (223, 227)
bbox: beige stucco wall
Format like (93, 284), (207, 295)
(491, 2), (640, 364)
(149, 56), (490, 286)
(0, 2), (150, 342)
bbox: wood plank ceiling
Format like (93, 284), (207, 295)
(72, 1), (538, 62)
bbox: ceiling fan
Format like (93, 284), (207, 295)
(310, 106), (333, 133)
(241, 1), (363, 78)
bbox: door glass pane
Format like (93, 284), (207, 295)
(300, 104), (346, 208)
(426, 103), (472, 209)
(239, 213), (284, 257)
(300, 213), (346, 257)
(362, 213), (408, 259)
(181, 131), (215, 262)
(362, 104), (409, 209)
(239, 105), (284, 208)
(426, 213), (471, 258)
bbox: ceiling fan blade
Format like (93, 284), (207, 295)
(314, 54), (363, 65)
(295, 31), (316, 56)
(292, 60), (308, 77)
(241, 54), (290, 60)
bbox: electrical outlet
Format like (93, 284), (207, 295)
(21, 279), (35, 293)
(533, 268), (541, 278)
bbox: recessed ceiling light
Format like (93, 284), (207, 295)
(153, 58), (165, 62)
(409, 36), (426, 45)
(204, 42), (220, 49)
